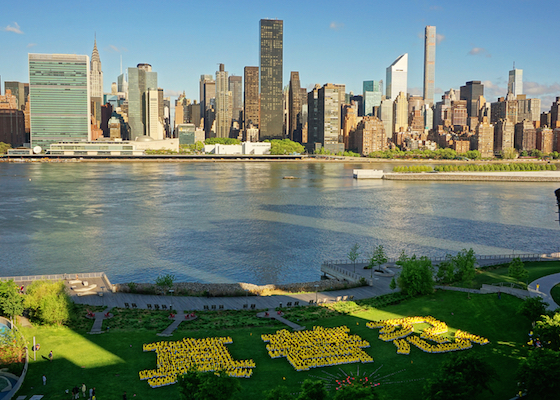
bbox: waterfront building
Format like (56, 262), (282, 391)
(317, 83), (345, 153)
(200, 75), (216, 137)
(288, 71), (303, 142)
(536, 127), (553, 153)
(393, 92), (408, 134)
(300, 87), (308, 143)
(363, 80), (383, 116)
(215, 64), (232, 138)
(354, 116), (386, 155)
(493, 119), (514, 153)
(307, 84), (320, 145)
(4, 81), (28, 110)
(379, 98), (394, 139)
(475, 117), (493, 158)
(508, 67), (523, 97)
(460, 81), (484, 127)
(243, 66), (259, 133)
(144, 88), (163, 140)
(127, 63), (157, 140)
(229, 75), (242, 124)
(515, 120), (537, 151)
(342, 105), (358, 149)
(0, 90), (25, 147)
(386, 54), (408, 100)
(259, 19), (283, 140)
(29, 53), (91, 149)
(423, 26), (436, 106)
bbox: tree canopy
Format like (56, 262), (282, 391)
(0, 280), (24, 319)
(517, 297), (549, 323)
(397, 255), (434, 296)
(508, 257), (528, 282)
(205, 138), (241, 145)
(24, 280), (72, 325)
(177, 369), (241, 400)
(436, 249), (476, 285)
(266, 139), (304, 155)
(516, 348), (560, 400)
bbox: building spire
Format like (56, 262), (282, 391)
(92, 36), (100, 63)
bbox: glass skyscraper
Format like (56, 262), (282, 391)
(28, 54), (91, 150)
(128, 64), (157, 140)
(423, 26), (436, 106)
(259, 19), (283, 140)
(363, 80), (383, 116)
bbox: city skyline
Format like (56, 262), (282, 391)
(1, 0), (559, 111)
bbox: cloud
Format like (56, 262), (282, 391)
(329, 21), (344, 31)
(108, 45), (128, 53)
(481, 80), (506, 100)
(164, 90), (182, 97)
(468, 47), (491, 57)
(27, 43), (37, 48)
(408, 87), (422, 96)
(436, 33), (445, 44)
(3, 22), (23, 34)
(523, 81), (560, 96)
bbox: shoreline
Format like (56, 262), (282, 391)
(384, 171), (560, 182)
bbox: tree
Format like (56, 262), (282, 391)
(508, 257), (528, 282)
(0, 142), (11, 154)
(347, 243), (361, 273)
(297, 379), (327, 400)
(501, 147), (518, 159)
(535, 312), (560, 350)
(517, 349), (560, 400)
(423, 352), (498, 400)
(367, 245), (388, 279)
(436, 249), (476, 285)
(518, 296), (549, 323)
(263, 386), (291, 400)
(205, 137), (241, 145)
(397, 255), (434, 296)
(267, 139), (305, 155)
(333, 385), (379, 400)
(178, 370), (241, 400)
(24, 280), (72, 325)
(0, 280), (24, 320)
(155, 273), (175, 295)
(389, 277), (397, 290)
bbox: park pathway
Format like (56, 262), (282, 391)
(256, 309), (305, 331)
(528, 273), (560, 311)
(157, 313), (190, 337)
(88, 307), (111, 334)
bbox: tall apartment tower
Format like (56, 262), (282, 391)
(127, 63), (157, 140)
(243, 66), (259, 130)
(29, 54), (91, 149)
(229, 75), (242, 123)
(215, 64), (231, 138)
(460, 81), (484, 126)
(508, 67), (523, 97)
(386, 54), (408, 100)
(317, 83), (345, 153)
(363, 80), (383, 116)
(288, 72), (302, 142)
(393, 92), (409, 133)
(423, 26), (436, 106)
(259, 19), (283, 140)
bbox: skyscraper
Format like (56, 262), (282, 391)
(363, 80), (383, 116)
(288, 72), (302, 141)
(508, 67), (523, 97)
(386, 54), (408, 100)
(4, 81), (28, 111)
(29, 54), (91, 149)
(259, 19), (283, 140)
(90, 38), (103, 99)
(460, 81), (484, 126)
(316, 83), (345, 153)
(423, 26), (436, 106)
(127, 63), (157, 140)
(243, 66), (259, 130)
(229, 75), (242, 123)
(215, 64), (231, 138)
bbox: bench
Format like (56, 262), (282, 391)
(162, 304), (167, 310)
(243, 304), (248, 309)
(294, 301), (299, 306)
(286, 302), (292, 307)
(203, 305), (209, 310)
(124, 303), (130, 309)
(154, 304), (160, 310)
(132, 303), (137, 308)
(219, 305), (224, 310)
(147, 304), (152, 309)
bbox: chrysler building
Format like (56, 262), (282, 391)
(90, 38), (103, 99)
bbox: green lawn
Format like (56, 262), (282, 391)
(455, 260), (560, 289)
(15, 290), (532, 400)
(551, 284), (560, 305)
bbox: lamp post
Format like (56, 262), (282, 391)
(314, 284), (319, 303)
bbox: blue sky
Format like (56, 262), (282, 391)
(2, 0), (559, 110)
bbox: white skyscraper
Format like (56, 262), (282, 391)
(386, 54), (408, 100)
(508, 67), (523, 97)
(90, 38), (103, 99)
(145, 88), (163, 140)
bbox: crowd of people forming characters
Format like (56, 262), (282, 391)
(366, 316), (489, 355)
(136, 316), (490, 388)
(139, 337), (255, 388)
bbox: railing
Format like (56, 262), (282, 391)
(0, 316), (29, 400)
(321, 264), (373, 285)
(0, 272), (114, 292)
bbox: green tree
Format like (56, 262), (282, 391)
(389, 276), (397, 290)
(347, 243), (361, 273)
(178, 370), (241, 400)
(0, 142), (11, 154)
(508, 257), (528, 282)
(535, 312), (560, 350)
(205, 137), (241, 145)
(333, 385), (379, 400)
(297, 380), (327, 400)
(263, 385), (291, 400)
(24, 280), (72, 325)
(155, 273), (175, 295)
(397, 255), (434, 296)
(267, 139), (304, 155)
(436, 249), (476, 285)
(516, 349), (560, 400)
(367, 245), (388, 279)
(423, 352), (498, 400)
(0, 280), (24, 320)
(518, 297), (549, 323)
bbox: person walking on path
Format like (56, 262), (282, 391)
(82, 383), (86, 398)
(49, 350), (53, 361)
(42, 374), (46, 385)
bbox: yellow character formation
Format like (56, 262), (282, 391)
(138, 337), (255, 388)
(261, 326), (374, 372)
(366, 316), (489, 355)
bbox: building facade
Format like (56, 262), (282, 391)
(363, 80), (382, 116)
(243, 66), (259, 132)
(423, 26), (436, 106)
(259, 19), (283, 140)
(127, 63), (157, 140)
(215, 64), (231, 138)
(508, 68), (523, 97)
(386, 54), (408, 100)
(28, 53), (91, 149)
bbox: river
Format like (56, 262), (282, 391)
(0, 161), (559, 284)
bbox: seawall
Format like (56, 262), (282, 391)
(383, 171), (560, 182)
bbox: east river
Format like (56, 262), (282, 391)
(1, 161), (559, 284)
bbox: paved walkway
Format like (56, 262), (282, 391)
(88, 307), (111, 334)
(256, 309), (305, 331)
(528, 273), (560, 311)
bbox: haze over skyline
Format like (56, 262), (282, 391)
(2, 0), (559, 109)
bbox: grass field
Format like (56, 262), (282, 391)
(454, 260), (560, 289)
(16, 290), (532, 400)
(551, 284), (560, 305)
